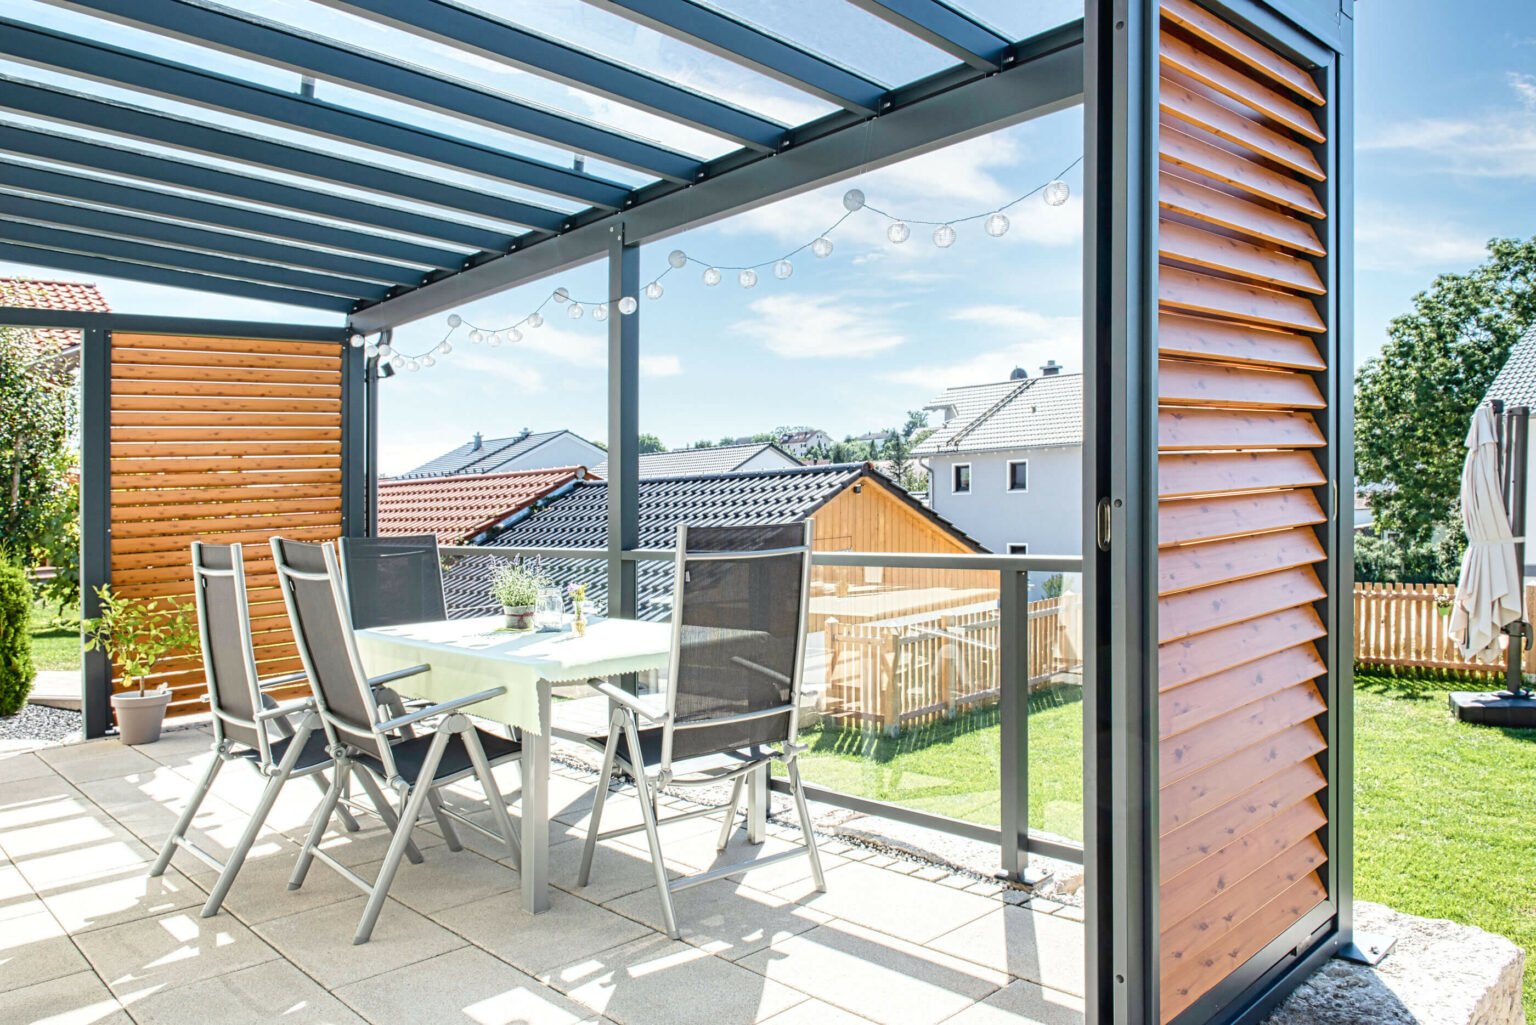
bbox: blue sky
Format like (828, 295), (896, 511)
(2, 0), (1533, 474)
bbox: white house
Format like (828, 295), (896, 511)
(778, 428), (834, 458)
(913, 364), (1083, 558)
(398, 429), (605, 479)
(594, 441), (799, 479)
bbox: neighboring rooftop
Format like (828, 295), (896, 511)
(398, 429), (603, 478)
(915, 372), (1084, 456)
(0, 276), (110, 350)
(1483, 324), (1536, 410)
(376, 466), (590, 544)
(592, 442), (799, 479)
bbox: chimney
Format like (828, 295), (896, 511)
(1009, 366), (1029, 380)
(470, 432), (483, 451)
(1040, 360), (1061, 377)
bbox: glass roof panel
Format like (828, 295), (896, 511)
(945, 0), (1085, 44)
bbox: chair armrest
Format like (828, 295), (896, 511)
(256, 697), (314, 722)
(587, 679), (667, 724)
(374, 686), (506, 734)
(258, 670), (309, 691)
(368, 664), (431, 688)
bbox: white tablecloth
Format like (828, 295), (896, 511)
(355, 616), (672, 734)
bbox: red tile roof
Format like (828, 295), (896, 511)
(0, 277), (111, 351)
(377, 466), (594, 544)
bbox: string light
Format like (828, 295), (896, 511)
(381, 156), (1082, 372)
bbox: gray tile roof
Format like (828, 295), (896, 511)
(590, 442), (798, 479)
(399, 429), (593, 479)
(1485, 325), (1536, 409)
(913, 373), (1083, 456)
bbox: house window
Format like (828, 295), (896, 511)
(1007, 543), (1029, 555)
(952, 463), (971, 494)
(1007, 460), (1029, 492)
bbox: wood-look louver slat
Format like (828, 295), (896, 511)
(1154, 4), (1330, 1019)
(107, 332), (344, 715)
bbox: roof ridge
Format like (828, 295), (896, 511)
(577, 461), (863, 485)
(945, 377), (1035, 449)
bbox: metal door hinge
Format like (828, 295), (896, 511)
(1096, 497), (1112, 552)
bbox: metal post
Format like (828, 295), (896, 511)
(340, 334), (367, 538)
(365, 351), (380, 537)
(606, 226), (639, 635)
(79, 326), (111, 738)
(998, 569), (1046, 885)
(1503, 405), (1529, 697)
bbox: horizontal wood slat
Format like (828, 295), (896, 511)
(1160, 73), (1325, 181)
(111, 333), (342, 356)
(1158, 33), (1325, 143)
(111, 362), (340, 385)
(1160, 171), (1325, 256)
(1159, 265), (1325, 333)
(110, 395), (342, 414)
(1158, 527), (1326, 597)
(1159, 359), (1325, 410)
(1160, 682), (1326, 783)
(1159, 606), (1325, 690)
(1159, 219), (1324, 295)
(1159, 408), (1325, 451)
(110, 379), (342, 400)
(1160, 489), (1326, 547)
(112, 498), (341, 522)
(1158, 450), (1325, 500)
(111, 426), (342, 442)
(1160, 0), (1326, 105)
(111, 512), (341, 540)
(112, 347), (339, 372)
(111, 442), (342, 459)
(110, 483), (342, 506)
(1160, 644), (1327, 740)
(1158, 566), (1326, 645)
(111, 411), (342, 428)
(1160, 759), (1327, 881)
(1160, 122), (1324, 218)
(111, 470), (342, 489)
(110, 524), (340, 556)
(112, 456), (339, 475)
(1159, 313), (1325, 371)
(1159, 719), (1325, 835)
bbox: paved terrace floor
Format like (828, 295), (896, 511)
(0, 728), (1086, 1025)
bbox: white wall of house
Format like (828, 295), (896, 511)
(518, 433), (606, 472)
(925, 445), (1083, 556)
(736, 447), (801, 473)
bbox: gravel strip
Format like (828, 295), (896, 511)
(0, 703), (84, 745)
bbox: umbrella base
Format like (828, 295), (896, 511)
(1449, 691), (1536, 728)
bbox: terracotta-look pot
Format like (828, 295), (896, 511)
(112, 688), (172, 745)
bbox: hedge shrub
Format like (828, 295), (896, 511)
(0, 558), (34, 716)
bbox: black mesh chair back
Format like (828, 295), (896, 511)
(339, 534), (447, 629)
(662, 522), (813, 766)
(271, 537), (392, 768)
(192, 542), (268, 757)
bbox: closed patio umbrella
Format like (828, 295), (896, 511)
(1449, 402), (1524, 666)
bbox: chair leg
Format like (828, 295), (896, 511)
(314, 771), (361, 833)
(150, 750), (223, 877)
(289, 760), (345, 891)
(622, 713), (679, 940)
(787, 760), (826, 893)
(354, 732), (449, 945)
(716, 775), (745, 852)
(578, 708), (624, 888)
(425, 789), (463, 852)
(464, 729), (520, 862)
(352, 763), (424, 865)
(202, 763), (293, 918)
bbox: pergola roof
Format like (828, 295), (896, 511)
(0, 0), (1083, 323)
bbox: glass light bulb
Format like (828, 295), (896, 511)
(933, 224), (956, 248)
(438, 341), (453, 355)
(739, 268), (758, 288)
(421, 355), (435, 368)
(774, 259), (793, 280)
(644, 282), (663, 300)
(468, 329), (484, 344)
(667, 249), (687, 269)
(619, 296), (638, 314)
(509, 327), (522, 343)
(984, 212), (1010, 237)
(887, 221), (910, 244)
(389, 354), (405, 368)
(567, 302), (584, 319)
(377, 342), (393, 356)
(703, 267), (722, 286)
(364, 343), (379, 359)
(446, 313), (462, 328)
(405, 358), (419, 371)
(811, 237), (833, 258)
(553, 286), (570, 304)
(842, 188), (865, 211)
(1043, 180), (1070, 207)
(487, 332), (502, 347)
(592, 303), (608, 321)
(528, 313), (543, 328)
(349, 332), (365, 348)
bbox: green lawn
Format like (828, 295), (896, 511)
(29, 599), (80, 672)
(791, 674), (1535, 1015)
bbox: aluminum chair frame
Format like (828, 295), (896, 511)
(576, 522), (826, 939)
(271, 537), (524, 944)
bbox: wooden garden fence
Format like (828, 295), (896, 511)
(1353, 581), (1536, 676)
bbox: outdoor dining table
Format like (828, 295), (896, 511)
(353, 615), (673, 914)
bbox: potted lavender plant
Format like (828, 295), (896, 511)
(491, 563), (546, 631)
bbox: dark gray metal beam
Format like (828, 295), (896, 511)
(0, 18), (628, 210)
(0, 76), (566, 233)
(312, 0), (786, 152)
(0, 122), (501, 258)
(0, 220), (385, 300)
(0, 240), (359, 311)
(0, 188), (423, 286)
(350, 27), (1083, 330)
(606, 227), (640, 631)
(40, 0), (697, 183)
(585, 0), (886, 115)
(844, 0), (1012, 70)
(78, 326), (110, 739)
(0, 306), (346, 338)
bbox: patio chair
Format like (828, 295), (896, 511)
(338, 533), (447, 629)
(152, 542), (376, 918)
(574, 522), (827, 938)
(271, 537), (524, 944)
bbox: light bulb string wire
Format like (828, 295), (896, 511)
(376, 155), (1082, 364)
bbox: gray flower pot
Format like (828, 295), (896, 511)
(502, 605), (536, 631)
(112, 689), (172, 745)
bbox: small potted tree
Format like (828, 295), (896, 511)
(83, 585), (199, 745)
(491, 563), (545, 631)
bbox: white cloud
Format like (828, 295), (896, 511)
(1355, 203), (1490, 273)
(641, 354), (682, 377)
(885, 307), (1081, 389)
(732, 294), (906, 359)
(1360, 72), (1536, 178)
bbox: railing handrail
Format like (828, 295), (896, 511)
(439, 542), (1083, 575)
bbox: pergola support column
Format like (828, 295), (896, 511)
(606, 228), (640, 642)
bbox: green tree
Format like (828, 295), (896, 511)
(1356, 237), (1536, 548)
(0, 556), (32, 716)
(637, 433), (666, 454)
(902, 409), (929, 439)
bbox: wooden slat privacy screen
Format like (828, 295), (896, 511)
(1154, 3), (1331, 1021)
(108, 332), (345, 715)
